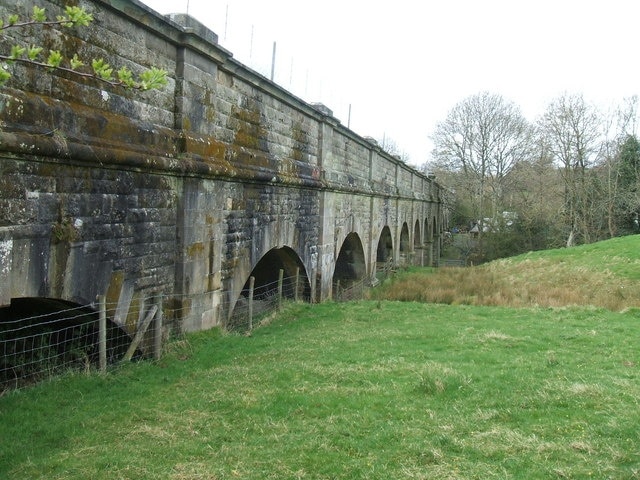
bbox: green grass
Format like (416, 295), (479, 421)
(1, 300), (640, 479)
(501, 235), (640, 280)
(375, 236), (640, 311)
(2, 236), (640, 479)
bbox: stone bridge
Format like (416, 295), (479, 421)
(0, 0), (446, 332)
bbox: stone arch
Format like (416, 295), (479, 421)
(425, 216), (432, 242)
(399, 222), (410, 266)
(229, 246), (311, 328)
(414, 219), (421, 248)
(400, 222), (410, 251)
(240, 246), (310, 299)
(0, 297), (136, 389)
(376, 226), (393, 263)
(333, 232), (366, 290)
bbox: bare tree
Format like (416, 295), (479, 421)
(597, 96), (638, 237)
(537, 93), (603, 246)
(431, 92), (533, 228)
(378, 135), (410, 163)
(505, 141), (566, 249)
(611, 97), (640, 233)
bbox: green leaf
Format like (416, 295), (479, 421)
(138, 67), (168, 90)
(64, 6), (93, 27)
(32, 6), (47, 23)
(92, 58), (113, 81)
(10, 44), (26, 60)
(55, 15), (73, 28)
(46, 50), (63, 68)
(8, 14), (19, 26)
(0, 66), (11, 85)
(27, 45), (43, 61)
(69, 54), (84, 70)
(117, 66), (135, 87)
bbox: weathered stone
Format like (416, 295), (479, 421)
(0, 0), (445, 331)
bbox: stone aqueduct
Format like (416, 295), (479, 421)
(0, 0), (446, 332)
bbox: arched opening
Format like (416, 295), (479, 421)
(230, 246), (310, 328)
(414, 219), (423, 266)
(376, 226), (393, 263)
(0, 297), (137, 390)
(333, 232), (366, 295)
(414, 220), (421, 247)
(376, 226), (394, 280)
(425, 217), (431, 242)
(400, 222), (410, 251)
(399, 222), (410, 265)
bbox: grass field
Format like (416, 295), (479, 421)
(1, 237), (640, 479)
(375, 235), (640, 311)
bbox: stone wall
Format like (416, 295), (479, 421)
(0, 0), (444, 331)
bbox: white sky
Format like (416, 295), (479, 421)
(140, 0), (640, 167)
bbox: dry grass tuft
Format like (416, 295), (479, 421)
(374, 243), (640, 311)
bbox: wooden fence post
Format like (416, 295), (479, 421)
(154, 294), (163, 361)
(122, 304), (157, 363)
(294, 267), (300, 302)
(97, 295), (106, 372)
(277, 269), (284, 310)
(248, 276), (255, 331)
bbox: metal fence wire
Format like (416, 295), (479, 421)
(0, 298), (137, 391)
(225, 270), (310, 331)
(0, 266), (392, 392)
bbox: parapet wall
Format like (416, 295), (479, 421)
(0, 0), (444, 329)
(0, 0), (438, 196)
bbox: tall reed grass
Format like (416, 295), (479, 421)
(373, 236), (640, 311)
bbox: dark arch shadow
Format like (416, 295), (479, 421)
(414, 219), (422, 248)
(425, 217), (431, 242)
(230, 246), (311, 329)
(400, 222), (410, 252)
(376, 226), (394, 263)
(375, 225), (394, 281)
(333, 232), (366, 295)
(399, 222), (411, 265)
(0, 297), (139, 390)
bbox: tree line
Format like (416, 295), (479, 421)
(428, 91), (640, 263)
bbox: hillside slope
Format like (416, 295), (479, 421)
(374, 236), (640, 311)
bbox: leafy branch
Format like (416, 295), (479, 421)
(0, 5), (168, 90)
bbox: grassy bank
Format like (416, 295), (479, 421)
(2, 236), (640, 478)
(1, 299), (639, 478)
(374, 235), (640, 311)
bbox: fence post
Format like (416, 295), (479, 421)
(154, 294), (163, 361)
(248, 276), (255, 331)
(98, 295), (107, 372)
(294, 267), (300, 302)
(278, 269), (284, 310)
(122, 304), (157, 363)
(336, 279), (341, 301)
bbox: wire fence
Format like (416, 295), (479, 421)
(0, 298), (147, 391)
(226, 269), (310, 332)
(0, 265), (398, 392)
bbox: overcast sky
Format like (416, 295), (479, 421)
(140, 0), (640, 166)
